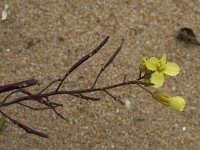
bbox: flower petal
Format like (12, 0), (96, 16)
(163, 62), (180, 76)
(169, 96), (186, 111)
(160, 54), (166, 64)
(150, 71), (164, 88)
(139, 57), (147, 72)
(146, 57), (159, 71)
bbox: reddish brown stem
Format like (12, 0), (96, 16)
(91, 39), (124, 88)
(0, 110), (48, 138)
(1, 80), (152, 107)
(0, 79), (38, 93)
(56, 36), (109, 92)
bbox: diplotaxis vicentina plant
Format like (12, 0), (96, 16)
(0, 36), (186, 138)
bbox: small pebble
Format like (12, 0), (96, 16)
(1, 4), (9, 21)
(177, 27), (200, 45)
(111, 144), (115, 149)
(116, 108), (120, 113)
(125, 99), (131, 111)
(182, 126), (186, 131)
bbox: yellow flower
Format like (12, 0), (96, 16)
(139, 57), (147, 72)
(145, 55), (180, 88)
(152, 92), (186, 111)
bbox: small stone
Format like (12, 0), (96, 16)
(111, 144), (115, 149)
(172, 86), (176, 91)
(1, 4), (9, 21)
(116, 108), (120, 113)
(177, 27), (200, 46)
(182, 126), (186, 131)
(124, 99), (131, 111)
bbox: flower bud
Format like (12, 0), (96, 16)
(152, 93), (186, 111)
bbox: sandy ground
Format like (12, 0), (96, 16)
(0, 0), (200, 150)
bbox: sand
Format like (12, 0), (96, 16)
(0, 0), (200, 149)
